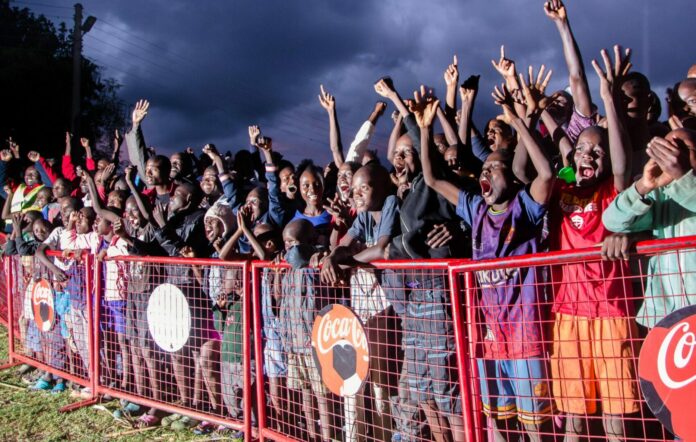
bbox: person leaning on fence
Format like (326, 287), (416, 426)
(213, 268), (256, 425)
(320, 161), (400, 442)
(279, 219), (337, 442)
(540, 45), (642, 441)
(418, 80), (555, 440)
(603, 128), (696, 327)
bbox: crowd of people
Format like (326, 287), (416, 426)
(2, 1), (696, 441)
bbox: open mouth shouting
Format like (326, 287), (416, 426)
(480, 177), (492, 198)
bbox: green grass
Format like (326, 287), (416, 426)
(0, 326), (215, 441)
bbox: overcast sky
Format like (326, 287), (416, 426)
(12, 0), (696, 164)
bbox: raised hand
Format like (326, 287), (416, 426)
(543, 0), (567, 23)
(491, 45), (517, 80)
(124, 165), (136, 184)
(185, 146), (195, 156)
(257, 135), (272, 152)
(237, 205), (253, 232)
(373, 101), (387, 116)
(79, 137), (91, 150)
(646, 136), (690, 181)
(318, 85), (336, 113)
(132, 99), (150, 126)
(152, 202), (167, 228)
(460, 74), (481, 104)
(114, 129), (122, 147)
(444, 55), (459, 88)
(202, 143), (220, 158)
(323, 194), (351, 227)
(113, 218), (128, 238)
(8, 139), (19, 159)
(27, 151), (40, 162)
(492, 84), (519, 123)
(637, 159), (673, 195)
(248, 125), (260, 146)
(408, 85), (440, 128)
(374, 78), (396, 98)
(518, 65), (553, 117)
(0, 149), (12, 162)
(591, 45), (632, 100)
(11, 213), (23, 232)
(101, 163), (116, 185)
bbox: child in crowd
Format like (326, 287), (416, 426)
(280, 219), (335, 442)
(603, 128), (696, 327)
(543, 47), (640, 441)
(419, 83), (554, 441)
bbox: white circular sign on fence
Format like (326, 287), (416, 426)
(147, 283), (191, 353)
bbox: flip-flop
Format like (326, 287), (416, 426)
(136, 414), (160, 428)
(193, 421), (216, 435)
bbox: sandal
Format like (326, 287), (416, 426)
(193, 421), (216, 435)
(136, 414), (160, 428)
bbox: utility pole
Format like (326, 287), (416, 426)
(70, 3), (96, 134)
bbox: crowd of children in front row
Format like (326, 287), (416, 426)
(2, 2), (696, 441)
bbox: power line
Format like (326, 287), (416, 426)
(9, 0), (72, 10)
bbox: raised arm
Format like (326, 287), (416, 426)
(457, 75), (479, 148)
(544, 0), (592, 117)
(512, 66), (554, 183)
(387, 112), (403, 164)
(80, 168), (120, 223)
(591, 45), (633, 191)
(345, 102), (385, 163)
(1, 186), (13, 220)
(125, 100), (150, 182)
(494, 85), (554, 204)
(62, 132), (78, 181)
(203, 143), (227, 175)
(436, 106), (459, 147)
(443, 55), (459, 121)
(124, 165), (153, 224)
(318, 85), (344, 167)
(111, 129), (123, 164)
(410, 86), (460, 206)
(80, 137), (95, 171)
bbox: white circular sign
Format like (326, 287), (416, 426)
(147, 283), (191, 353)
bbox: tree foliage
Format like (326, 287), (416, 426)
(0, 3), (125, 160)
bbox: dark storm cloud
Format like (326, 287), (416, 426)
(19, 0), (696, 163)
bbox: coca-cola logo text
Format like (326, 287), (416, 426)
(639, 305), (696, 441)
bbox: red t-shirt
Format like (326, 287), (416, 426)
(550, 178), (633, 318)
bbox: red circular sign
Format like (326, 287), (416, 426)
(31, 278), (55, 332)
(311, 304), (370, 397)
(639, 304), (696, 441)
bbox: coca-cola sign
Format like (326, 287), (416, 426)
(311, 304), (370, 397)
(639, 304), (696, 441)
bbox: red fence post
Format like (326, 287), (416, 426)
(448, 263), (476, 442)
(251, 262), (268, 442)
(5, 256), (17, 366)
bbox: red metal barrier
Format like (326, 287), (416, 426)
(448, 235), (696, 442)
(0, 256), (9, 327)
(5, 251), (95, 393)
(1, 235), (695, 441)
(94, 255), (254, 439)
(251, 260), (470, 442)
